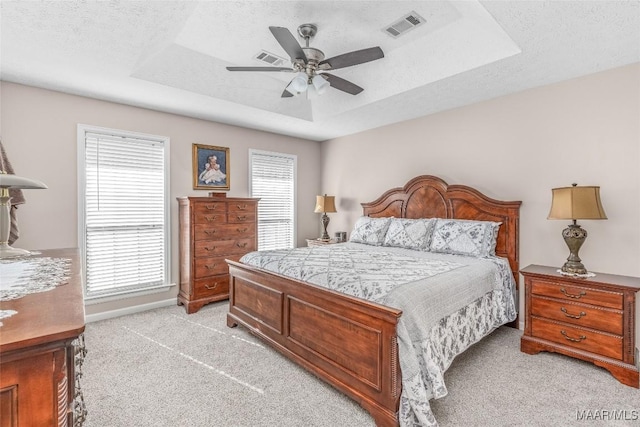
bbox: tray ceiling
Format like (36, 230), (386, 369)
(1, 1), (639, 141)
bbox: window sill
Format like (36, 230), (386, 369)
(84, 283), (176, 306)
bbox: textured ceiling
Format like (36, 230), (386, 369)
(1, 1), (639, 141)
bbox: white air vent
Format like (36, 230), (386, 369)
(254, 50), (288, 67)
(383, 11), (426, 38)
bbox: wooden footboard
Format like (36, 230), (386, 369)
(227, 260), (402, 427)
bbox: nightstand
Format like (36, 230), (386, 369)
(306, 238), (337, 247)
(520, 264), (640, 388)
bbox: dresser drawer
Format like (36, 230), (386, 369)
(194, 238), (255, 257)
(531, 317), (623, 360)
(531, 279), (623, 309)
(194, 212), (227, 224)
(227, 238), (256, 254)
(195, 239), (238, 257)
(194, 256), (229, 279)
(193, 276), (230, 300)
(193, 201), (227, 216)
(531, 297), (623, 335)
(194, 223), (256, 241)
(227, 212), (256, 223)
(228, 201), (255, 213)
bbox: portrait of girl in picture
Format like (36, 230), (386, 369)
(193, 144), (230, 190)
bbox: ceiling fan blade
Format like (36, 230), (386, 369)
(269, 26), (307, 62)
(322, 73), (364, 95)
(281, 88), (294, 98)
(226, 66), (294, 72)
(319, 47), (384, 70)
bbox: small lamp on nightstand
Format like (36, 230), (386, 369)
(547, 183), (607, 274)
(314, 194), (336, 241)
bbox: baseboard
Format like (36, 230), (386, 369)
(85, 298), (176, 323)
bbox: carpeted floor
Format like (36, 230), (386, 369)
(81, 302), (639, 426)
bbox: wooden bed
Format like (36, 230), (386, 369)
(226, 175), (521, 426)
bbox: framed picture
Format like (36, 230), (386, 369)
(192, 144), (230, 191)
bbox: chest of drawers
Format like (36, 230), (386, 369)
(177, 196), (259, 314)
(520, 264), (640, 388)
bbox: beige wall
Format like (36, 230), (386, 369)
(0, 82), (321, 316)
(321, 63), (640, 339)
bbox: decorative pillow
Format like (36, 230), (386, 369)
(349, 216), (392, 246)
(383, 218), (436, 251)
(429, 219), (501, 257)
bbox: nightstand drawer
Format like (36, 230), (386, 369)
(531, 318), (622, 360)
(531, 296), (623, 335)
(531, 279), (623, 309)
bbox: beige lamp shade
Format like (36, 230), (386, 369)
(314, 194), (336, 213)
(548, 185), (607, 220)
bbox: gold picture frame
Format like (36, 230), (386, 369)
(192, 144), (230, 191)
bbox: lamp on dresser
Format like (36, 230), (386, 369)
(547, 183), (607, 275)
(0, 172), (47, 258)
(314, 194), (336, 241)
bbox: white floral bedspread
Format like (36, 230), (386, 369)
(240, 244), (465, 303)
(240, 243), (517, 426)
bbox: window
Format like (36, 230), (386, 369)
(249, 149), (296, 250)
(78, 125), (170, 301)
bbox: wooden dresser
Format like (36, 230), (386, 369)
(520, 264), (640, 388)
(0, 248), (86, 426)
(177, 195), (259, 314)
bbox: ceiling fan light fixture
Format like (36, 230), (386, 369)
(312, 75), (329, 95)
(283, 85), (297, 96)
(290, 72), (309, 92)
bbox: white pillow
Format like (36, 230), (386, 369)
(383, 218), (436, 251)
(429, 218), (501, 257)
(349, 216), (392, 246)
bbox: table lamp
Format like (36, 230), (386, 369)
(314, 194), (336, 241)
(547, 183), (607, 274)
(0, 172), (48, 258)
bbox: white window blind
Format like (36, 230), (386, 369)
(249, 150), (296, 250)
(78, 126), (170, 300)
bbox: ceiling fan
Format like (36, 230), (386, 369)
(226, 24), (384, 98)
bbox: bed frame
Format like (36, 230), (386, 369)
(226, 175), (521, 426)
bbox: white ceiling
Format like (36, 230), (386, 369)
(1, 1), (639, 142)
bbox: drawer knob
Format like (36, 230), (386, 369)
(204, 246), (217, 251)
(206, 215), (218, 222)
(560, 330), (587, 343)
(236, 242), (248, 248)
(237, 227), (248, 233)
(204, 230), (217, 235)
(561, 307), (586, 319)
(204, 264), (217, 270)
(205, 205), (218, 210)
(237, 215), (247, 221)
(237, 204), (247, 210)
(205, 283), (218, 290)
(560, 288), (586, 299)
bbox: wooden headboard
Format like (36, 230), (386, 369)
(361, 175), (522, 277)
